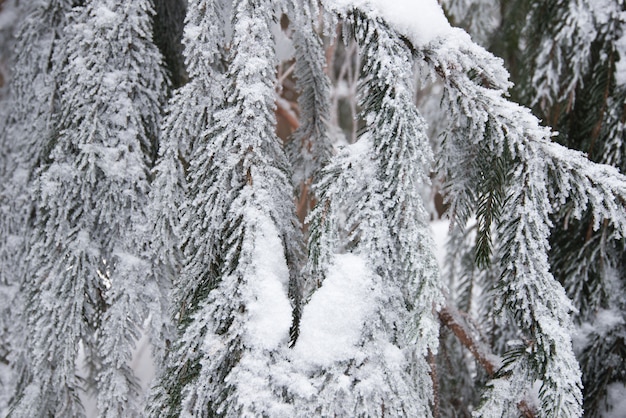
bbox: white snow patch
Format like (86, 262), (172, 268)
(574, 308), (624, 350)
(272, 21), (295, 62)
(338, 134), (377, 177)
(184, 24), (202, 41)
(602, 383), (626, 418)
(245, 212), (293, 350)
(294, 253), (377, 367)
(382, 342), (404, 365)
(324, 0), (452, 46)
(430, 219), (449, 268)
(102, 71), (122, 89)
(615, 30), (626, 86)
(93, 5), (118, 28)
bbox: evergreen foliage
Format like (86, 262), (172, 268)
(284, 0), (333, 192)
(151, 0), (301, 415)
(0, 0), (75, 412)
(1, 0), (626, 417)
(7, 0), (166, 415)
(420, 30), (585, 417)
(523, 1), (626, 415)
(443, 0), (626, 415)
(292, 9), (442, 416)
(147, 1), (227, 414)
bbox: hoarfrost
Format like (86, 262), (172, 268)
(615, 28), (626, 86)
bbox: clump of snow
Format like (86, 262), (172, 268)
(93, 5), (118, 28)
(245, 212), (293, 350)
(294, 253), (377, 367)
(184, 24), (202, 41)
(324, 0), (452, 46)
(102, 71), (122, 89)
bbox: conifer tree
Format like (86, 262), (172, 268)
(144, 103), (185, 369)
(150, 0), (302, 415)
(281, 0), (334, 332)
(149, 1), (626, 416)
(0, 0), (74, 412)
(0, 0), (20, 400)
(284, 0), (333, 206)
(148, 0), (226, 413)
(441, 1), (626, 415)
(291, 8), (443, 416)
(9, 0), (166, 415)
(423, 28), (587, 416)
(524, 1), (626, 415)
(4, 1), (626, 417)
(144, 0), (226, 371)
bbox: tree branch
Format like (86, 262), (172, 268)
(438, 305), (498, 376)
(439, 304), (536, 417)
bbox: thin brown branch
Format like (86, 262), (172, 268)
(428, 349), (440, 418)
(296, 179), (312, 224)
(439, 304), (537, 418)
(518, 400), (535, 418)
(276, 99), (300, 132)
(438, 305), (497, 376)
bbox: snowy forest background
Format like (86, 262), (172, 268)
(0, 0), (626, 417)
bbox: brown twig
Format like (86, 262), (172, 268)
(428, 349), (440, 418)
(296, 179), (311, 224)
(439, 304), (536, 418)
(438, 305), (497, 376)
(276, 98), (300, 132)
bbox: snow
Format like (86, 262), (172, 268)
(430, 219), (449, 268)
(101, 71), (122, 89)
(573, 307), (625, 353)
(245, 211), (293, 350)
(294, 253), (377, 367)
(93, 5), (118, 28)
(603, 383), (626, 418)
(614, 30), (626, 86)
(272, 21), (294, 62)
(184, 24), (202, 41)
(324, 0), (452, 46)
